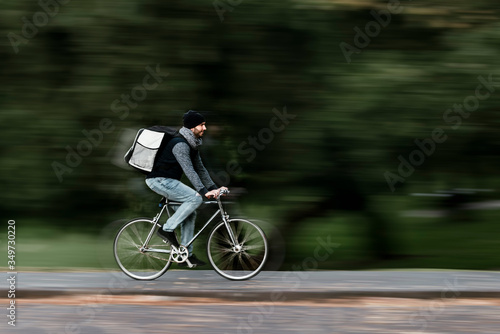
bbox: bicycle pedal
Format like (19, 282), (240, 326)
(185, 259), (196, 268)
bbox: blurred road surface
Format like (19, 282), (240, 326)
(3, 270), (500, 333)
(14, 270), (500, 299)
(6, 296), (500, 333)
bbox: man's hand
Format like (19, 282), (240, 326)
(205, 187), (229, 199)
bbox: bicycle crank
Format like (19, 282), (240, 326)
(169, 245), (196, 268)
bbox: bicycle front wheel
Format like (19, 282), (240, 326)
(114, 218), (172, 280)
(207, 219), (268, 280)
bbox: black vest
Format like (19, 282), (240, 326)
(146, 137), (198, 180)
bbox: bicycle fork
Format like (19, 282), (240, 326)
(217, 197), (239, 249)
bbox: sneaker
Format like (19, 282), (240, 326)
(156, 228), (180, 249)
(178, 254), (207, 268)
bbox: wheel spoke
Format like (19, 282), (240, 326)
(129, 224), (144, 244)
(208, 219), (268, 280)
(242, 252), (261, 269)
(240, 230), (261, 246)
(222, 253), (240, 270)
(213, 233), (232, 246)
(242, 243), (263, 251)
(238, 254), (252, 271)
(114, 219), (171, 280)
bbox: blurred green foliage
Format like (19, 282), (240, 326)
(1, 0), (500, 269)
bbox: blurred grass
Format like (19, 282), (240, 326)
(283, 208), (500, 271)
(4, 205), (499, 271)
(11, 224), (112, 270)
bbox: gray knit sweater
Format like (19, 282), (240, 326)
(172, 127), (217, 196)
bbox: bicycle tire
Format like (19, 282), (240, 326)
(114, 218), (172, 280)
(207, 218), (268, 281)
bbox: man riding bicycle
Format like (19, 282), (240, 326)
(145, 110), (227, 267)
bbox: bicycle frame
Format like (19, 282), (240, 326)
(142, 196), (237, 255)
(114, 186), (268, 280)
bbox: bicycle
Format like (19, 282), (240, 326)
(113, 189), (268, 281)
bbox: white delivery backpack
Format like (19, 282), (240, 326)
(124, 126), (178, 174)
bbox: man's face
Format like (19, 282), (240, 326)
(191, 122), (206, 138)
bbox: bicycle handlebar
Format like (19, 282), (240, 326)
(217, 188), (230, 199)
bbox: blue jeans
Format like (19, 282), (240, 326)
(145, 177), (203, 253)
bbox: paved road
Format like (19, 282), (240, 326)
(5, 270), (500, 333)
(11, 270), (500, 299)
(7, 296), (500, 333)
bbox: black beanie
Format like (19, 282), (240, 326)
(183, 110), (205, 129)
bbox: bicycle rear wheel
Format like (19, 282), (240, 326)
(114, 218), (172, 280)
(207, 219), (268, 280)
